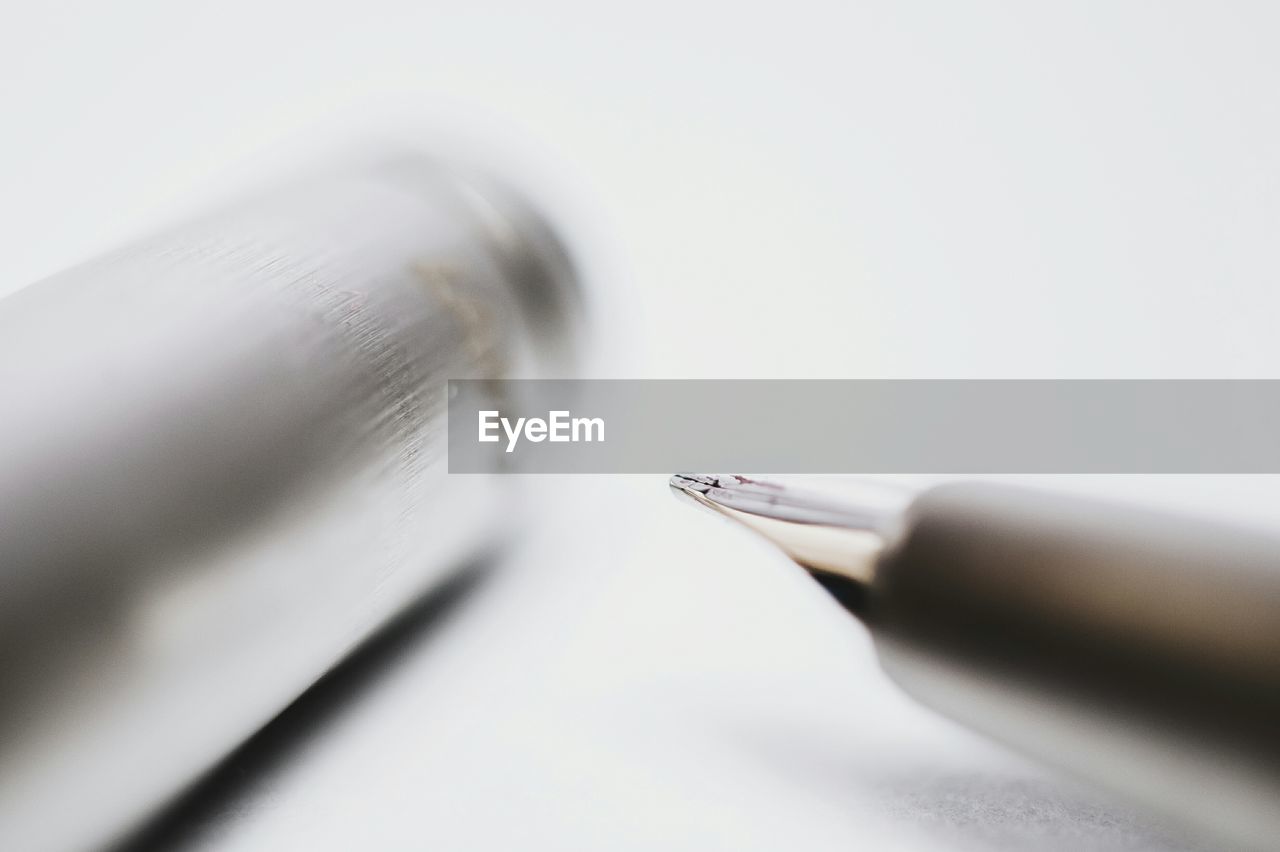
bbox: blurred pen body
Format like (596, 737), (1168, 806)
(0, 159), (578, 852)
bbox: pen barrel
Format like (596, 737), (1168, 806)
(866, 482), (1280, 852)
(0, 160), (578, 852)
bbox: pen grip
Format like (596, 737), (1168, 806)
(866, 482), (1280, 851)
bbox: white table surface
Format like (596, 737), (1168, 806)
(123, 474), (1280, 852)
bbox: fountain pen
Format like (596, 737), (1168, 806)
(671, 474), (1280, 852)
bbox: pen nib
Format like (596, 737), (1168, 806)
(668, 473), (912, 610)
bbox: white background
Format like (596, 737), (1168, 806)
(6, 2), (1280, 380)
(5, 3), (1280, 850)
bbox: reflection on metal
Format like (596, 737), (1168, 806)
(668, 474), (911, 601)
(0, 158), (580, 852)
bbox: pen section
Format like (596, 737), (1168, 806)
(867, 482), (1280, 851)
